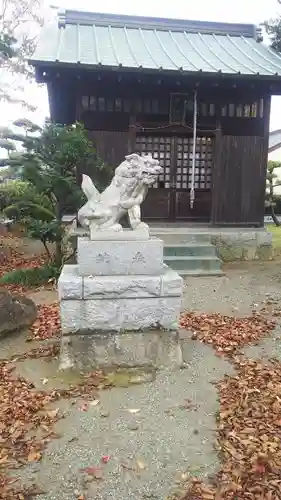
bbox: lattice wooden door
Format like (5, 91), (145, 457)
(175, 136), (213, 220)
(135, 135), (174, 220)
(135, 134), (213, 221)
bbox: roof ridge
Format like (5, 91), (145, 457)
(57, 9), (258, 38)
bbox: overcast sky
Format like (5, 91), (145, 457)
(1, 0), (281, 130)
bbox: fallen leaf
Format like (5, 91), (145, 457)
(89, 400), (100, 406)
(253, 462), (266, 474)
(136, 460), (146, 471)
(80, 466), (103, 479)
(100, 412), (110, 418)
(101, 455), (111, 464)
(68, 436), (78, 443)
(46, 409), (59, 419)
(79, 403), (89, 412)
(27, 451), (42, 463)
(128, 423), (139, 431)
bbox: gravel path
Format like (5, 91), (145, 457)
(4, 260), (281, 499)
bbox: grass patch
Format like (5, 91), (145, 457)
(0, 264), (60, 287)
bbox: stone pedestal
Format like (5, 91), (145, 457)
(58, 236), (183, 371)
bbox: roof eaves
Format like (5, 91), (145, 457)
(27, 59), (281, 81)
(57, 9), (257, 37)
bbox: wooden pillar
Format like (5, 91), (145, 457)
(259, 93), (271, 227)
(210, 123), (222, 226)
(128, 115), (136, 153)
(128, 95), (137, 153)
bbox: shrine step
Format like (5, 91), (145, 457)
(151, 231), (213, 244)
(164, 243), (216, 258)
(163, 255), (223, 277)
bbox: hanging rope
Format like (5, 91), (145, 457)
(190, 90), (197, 209)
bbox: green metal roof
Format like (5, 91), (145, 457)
(30, 10), (281, 77)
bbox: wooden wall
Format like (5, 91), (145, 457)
(211, 135), (266, 226)
(211, 95), (271, 227)
(47, 81), (76, 125)
(87, 130), (129, 168)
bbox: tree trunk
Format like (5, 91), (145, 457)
(271, 204), (281, 226)
(42, 240), (51, 261)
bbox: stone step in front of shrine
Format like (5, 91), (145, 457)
(163, 243), (223, 277)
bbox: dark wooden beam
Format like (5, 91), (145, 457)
(259, 93), (272, 227)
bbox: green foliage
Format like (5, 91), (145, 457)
(0, 180), (51, 213)
(265, 16), (281, 53)
(1, 120), (110, 265)
(27, 219), (62, 242)
(3, 201), (54, 222)
(1, 120), (110, 215)
(266, 161), (281, 196)
(0, 264), (60, 287)
(0, 0), (44, 107)
(0, 32), (17, 59)
(264, 2), (281, 53)
(266, 161), (281, 226)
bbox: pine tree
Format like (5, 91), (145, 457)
(0, 119), (110, 265)
(266, 161), (281, 226)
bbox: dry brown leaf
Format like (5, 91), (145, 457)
(89, 400), (100, 406)
(80, 466), (103, 479)
(27, 451), (42, 463)
(136, 460), (146, 471)
(46, 409), (59, 419)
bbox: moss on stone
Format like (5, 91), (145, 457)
(216, 244), (243, 261)
(256, 244), (273, 261)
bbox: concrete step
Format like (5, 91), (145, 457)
(164, 256), (222, 273)
(176, 269), (224, 277)
(164, 243), (216, 258)
(151, 231), (212, 244)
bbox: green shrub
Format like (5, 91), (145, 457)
(0, 264), (60, 287)
(0, 180), (52, 213)
(3, 202), (55, 222)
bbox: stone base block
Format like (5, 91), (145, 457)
(89, 226), (150, 241)
(211, 229), (273, 261)
(60, 295), (182, 333)
(59, 329), (183, 371)
(77, 236), (164, 276)
(58, 264), (183, 301)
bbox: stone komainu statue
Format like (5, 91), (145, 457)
(78, 153), (163, 233)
